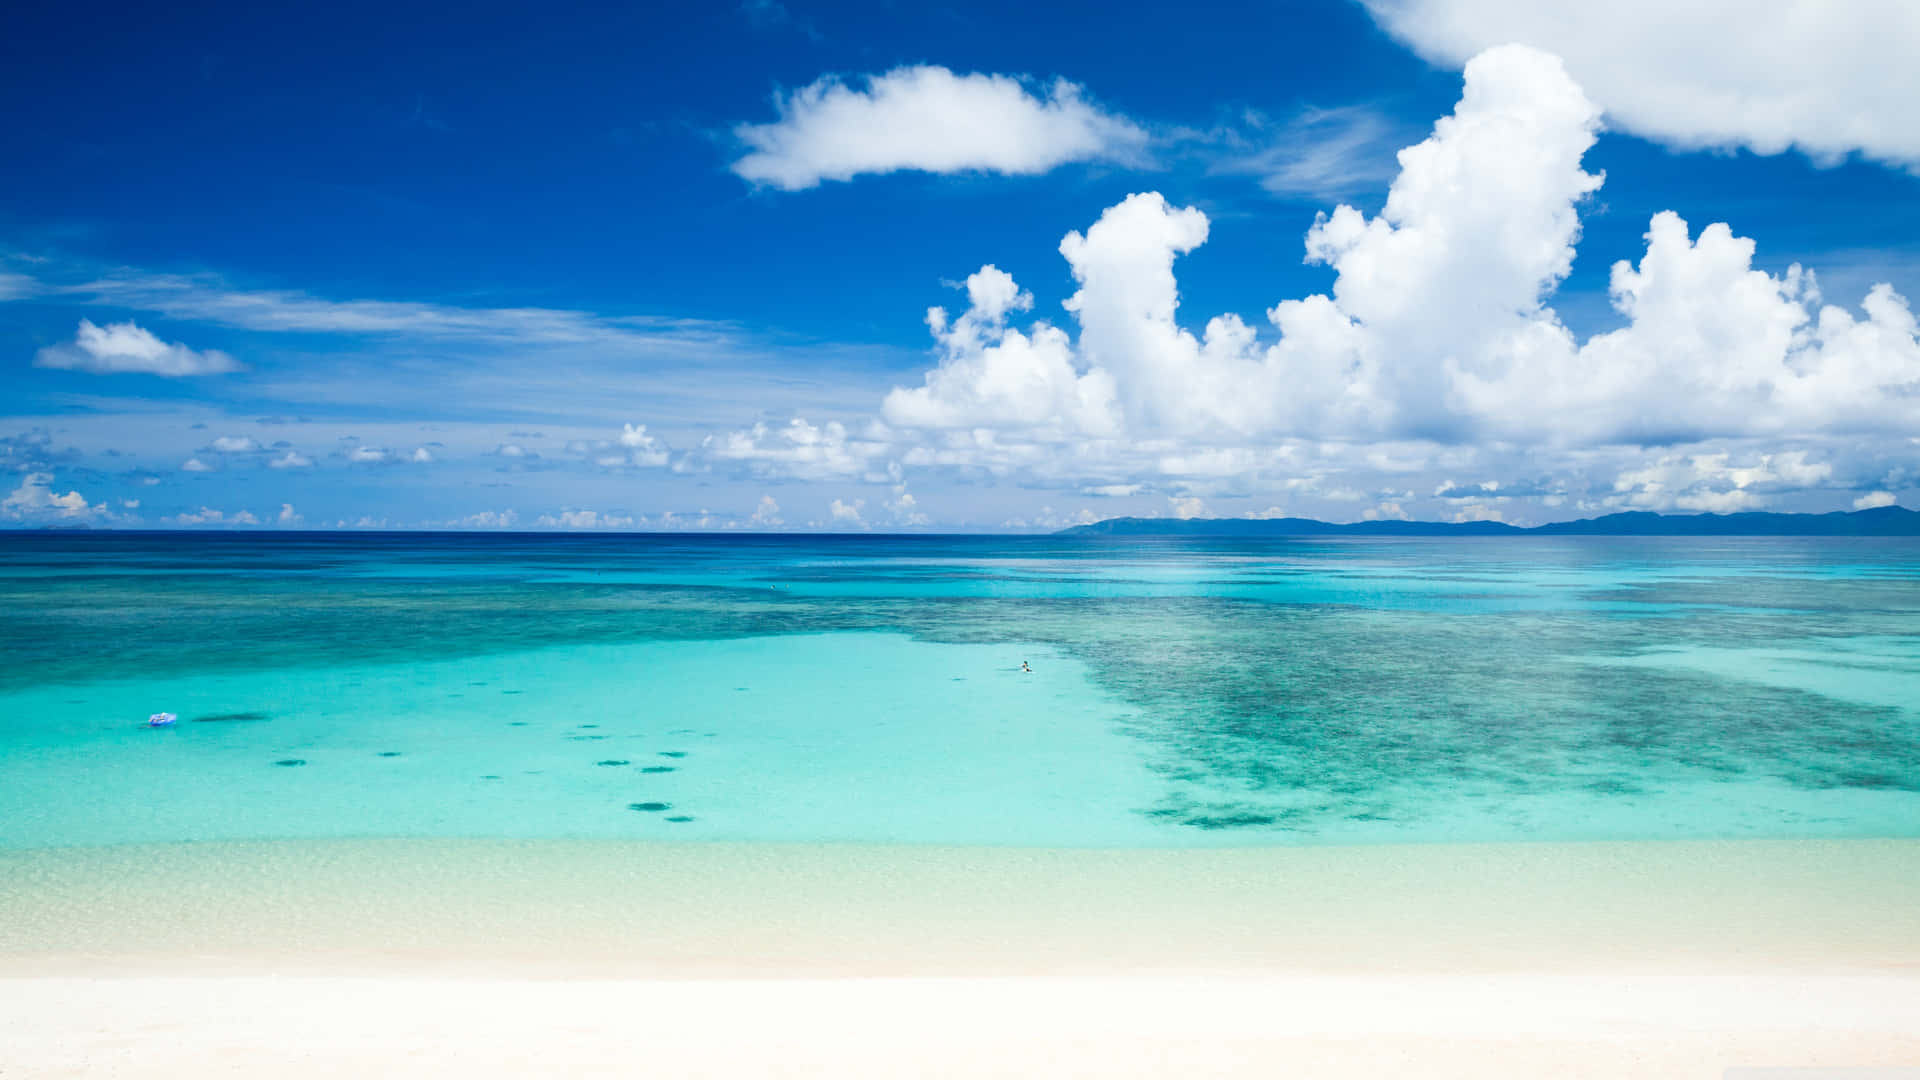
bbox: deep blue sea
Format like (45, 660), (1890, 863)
(2, 531), (1916, 848)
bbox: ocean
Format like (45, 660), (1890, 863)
(3, 530), (1916, 850)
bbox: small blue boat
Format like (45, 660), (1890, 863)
(147, 712), (176, 728)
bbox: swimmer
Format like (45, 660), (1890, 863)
(1021, 661), (1031, 673)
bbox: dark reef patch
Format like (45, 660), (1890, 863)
(273, 758), (306, 767)
(1583, 777), (1645, 795)
(596, 759), (630, 767)
(193, 711), (271, 723)
(659, 751), (687, 758)
(1184, 812), (1278, 830)
(640, 766), (676, 774)
(628, 802), (670, 812)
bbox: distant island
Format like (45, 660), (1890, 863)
(1059, 505), (1920, 537)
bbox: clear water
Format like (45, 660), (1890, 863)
(2, 532), (1917, 849)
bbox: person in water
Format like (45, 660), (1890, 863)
(1021, 661), (1031, 673)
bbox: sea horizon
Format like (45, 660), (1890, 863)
(8, 501), (1920, 538)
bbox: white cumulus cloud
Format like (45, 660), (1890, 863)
(565, 425), (671, 470)
(1609, 452), (1833, 512)
(1362, 0), (1920, 170)
(458, 509), (520, 528)
(167, 507), (261, 526)
(1168, 495), (1210, 519)
(34, 319), (240, 376)
(701, 418), (891, 481)
(732, 66), (1149, 190)
(2, 472), (101, 521)
(828, 498), (866, 527)
(884, 265), (1119, 438)
(616, 423), (670, 467)
(861, 44), (1920, 503)
(884, 488), (928, 526)
(537, 509), (635, 530)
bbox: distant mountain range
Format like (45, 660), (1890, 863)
(1059, 505), (1920, 537)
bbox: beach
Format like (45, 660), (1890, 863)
(4, 836), (1918, 1076)
(11, 0), (1920, 1066)
(5, 533), (1919, 1075)
(11, 973), (1918, 1078)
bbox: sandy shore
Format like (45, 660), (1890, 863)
(8, 973), (1919, 1078)
(4, 836), (1919, 1076)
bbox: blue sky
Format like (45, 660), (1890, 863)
(4, 0), (1919, 530)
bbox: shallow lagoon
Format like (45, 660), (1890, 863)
(2, 531), (1916, 848)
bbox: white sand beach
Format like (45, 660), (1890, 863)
(8, 973), (1919, 1078)
(4, 837), (1918, 1076)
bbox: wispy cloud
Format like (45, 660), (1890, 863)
(6, 256), (918, 429)
(1203, 105), (1410, 202)
(41, 270), (743, 353)
(0, 272), (40, 300)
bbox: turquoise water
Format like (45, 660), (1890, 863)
(2, 532), (1917, 848)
